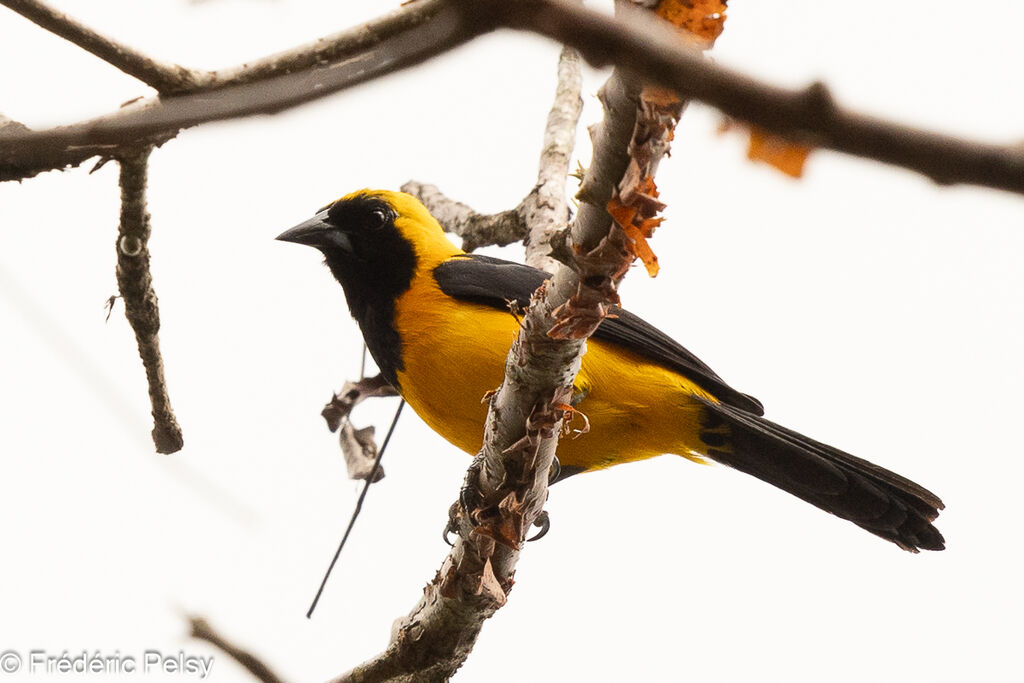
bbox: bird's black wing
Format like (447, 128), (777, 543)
(433, 253), (764, 415)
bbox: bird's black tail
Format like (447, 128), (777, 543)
(695, 398), (945, 552)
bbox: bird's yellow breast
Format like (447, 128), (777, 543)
(392, 266), (716, 471)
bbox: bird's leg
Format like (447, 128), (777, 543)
(453, 452), (559, 545)
(444, 453), (486, 544)
(459, 452), (485, 516)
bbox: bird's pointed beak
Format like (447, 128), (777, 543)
(276, 210), (351, 251)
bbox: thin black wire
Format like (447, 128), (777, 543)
(306, 398), (405, 618)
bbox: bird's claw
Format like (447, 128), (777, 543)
(526, 510), (551, 542)
(548, 455), (561, 485)
(443, 500), (462, 547)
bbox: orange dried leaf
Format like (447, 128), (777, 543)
(632, 177), (666, 216)
(638, 215), (665, 237)
(607, 197), (638, 229)
(622, 223), (660, 277)
(641, 85), (684, 109)
(656, 0), (728, 45)
(637, 175), (658, 196)
(608, 186), (662, 278)
(746, 126), (811, 178)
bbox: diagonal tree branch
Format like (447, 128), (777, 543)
(115, 146), (183, 454)
(333, 10), (652, 682)
(2, 0), (201, 94)
(494, 0), (1024, 195)
(189, 616), (288, 683)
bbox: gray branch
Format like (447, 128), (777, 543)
(520, 45), (584, 272)
(2, 0), (200, 94)
(399, 181), (528, 253)
(189, 616), (288, 683)
(115, 147), (183, 454)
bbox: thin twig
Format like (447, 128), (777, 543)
(399, 181), (528, 252)
(188, 616), (288, 683)
(521, 45), (583, 272)
(115, 146), (183, 454)
(2, 0), (200, 94)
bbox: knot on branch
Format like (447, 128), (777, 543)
(800, 80), (838, 130)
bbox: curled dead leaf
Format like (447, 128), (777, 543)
(555, 403), (591, 438)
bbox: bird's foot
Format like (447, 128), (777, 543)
(526, 510), (551, 542)
(548, 455), (561, 485)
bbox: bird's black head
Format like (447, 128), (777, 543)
(276, 191), (417, 322)
(277, 191), (419, 387)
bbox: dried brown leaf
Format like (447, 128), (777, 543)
(656, 0), (728, 46)
(746, 126), (811, 178)
(607, 192), (661, 276)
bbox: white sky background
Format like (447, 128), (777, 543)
(2, 1), (1023, 681)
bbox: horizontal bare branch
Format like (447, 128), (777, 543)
(4, 0), (1022, 194)
(400, 181), (528, 252)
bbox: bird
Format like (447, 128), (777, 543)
(277, 189), (944, 552)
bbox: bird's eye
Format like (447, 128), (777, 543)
(368, 209), (387, 229)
